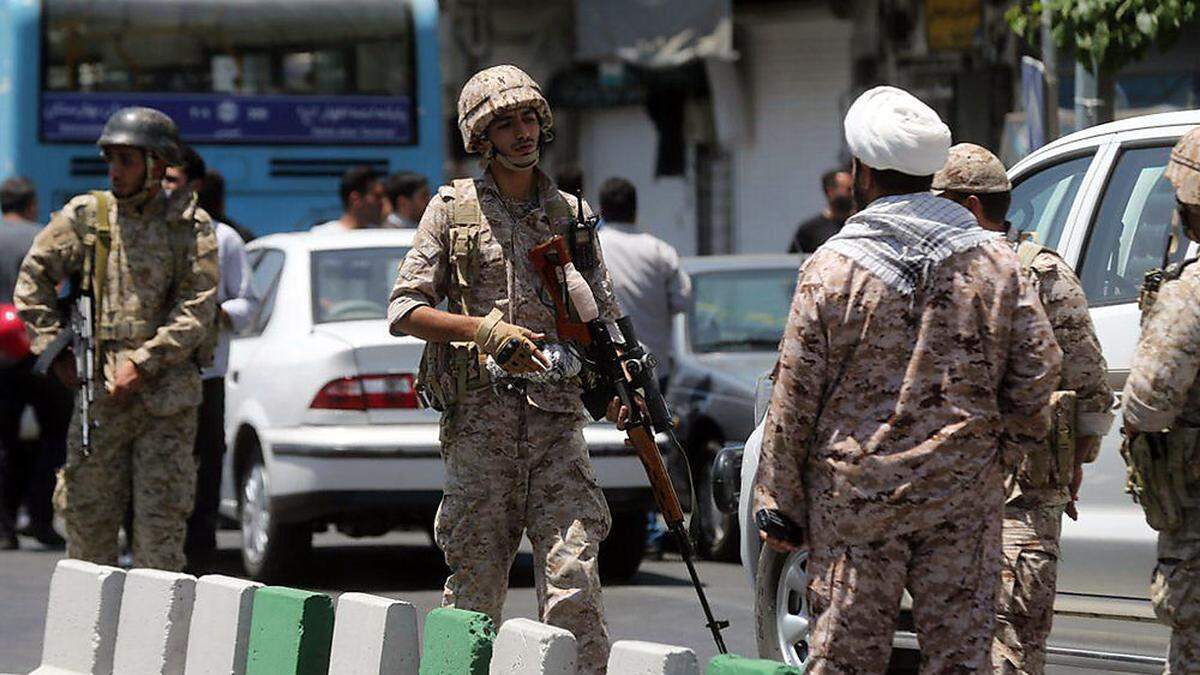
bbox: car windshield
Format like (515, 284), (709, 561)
(689, 267), (798, 353)
(312, 247), (408, 323)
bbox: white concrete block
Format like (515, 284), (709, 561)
(329, 593), (420, 675)
(111, 569), (197, 675)
(182, 575), (261, 675)
(488, 619), (577, 675)
(31, 559), (126, 675)
(605, 640), (700, 675)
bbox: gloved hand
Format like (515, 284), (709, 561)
(474, 308), (550, 375)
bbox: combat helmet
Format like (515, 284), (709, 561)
(933, 143), (1011, 195)
(457, 65), (552, 154)
(97, 107), (183, 166)
(1166, 127), (1200, 207)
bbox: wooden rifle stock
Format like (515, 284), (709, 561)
(529, 236), (591, 345)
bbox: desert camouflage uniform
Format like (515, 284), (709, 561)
(755, 211), (1061, 673)
(14, 189), (217, 571)
(1122, 126), (1200, 675)
(992, 249), (1113, 674)
(388, 168), (619, 673)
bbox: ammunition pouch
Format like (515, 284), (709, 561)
(414, 341), (491, 412)
(1017, 390), (1078, 490)
(1121, 427), (1200, 532)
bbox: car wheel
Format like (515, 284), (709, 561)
(755, 546), (811, 667)
(599, 509), (648, 583)
(697, 437), (740, 561)
(240, 454), (311, 581)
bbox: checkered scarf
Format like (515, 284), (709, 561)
(823, 192), (1000, 295)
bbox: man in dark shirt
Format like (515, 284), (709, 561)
(788, 168), (854, 253)
(0, 177), (70, 550)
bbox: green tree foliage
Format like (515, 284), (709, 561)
(1007, 0), (1197, 74)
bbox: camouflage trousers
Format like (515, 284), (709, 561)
(806, 513), (1002, 674)
(54, 395), (197, 571)
(1152, 508), (1200, 674)
(991, 503), (1064, 675)
(435, 394), (612, 674)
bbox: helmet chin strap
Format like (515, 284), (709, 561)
(484, 142), (540, 172)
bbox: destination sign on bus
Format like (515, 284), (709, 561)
(41, 92), (414, 145)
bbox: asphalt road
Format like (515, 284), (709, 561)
(0, 528), (757, 672)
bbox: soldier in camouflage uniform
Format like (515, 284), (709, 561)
(754, 87), (1062, 673)
(387, 65), (619, 673)
(14, 107), (218, 571)
(1122, 127), (1200, 674)
(933, 143), (1114, 674)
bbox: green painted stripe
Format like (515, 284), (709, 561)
(706, 654), (804, 674)
(418, 607), (496, 675)
(245, 586), (334, 675)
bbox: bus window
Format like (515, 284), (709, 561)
(41, 0), (417, 145)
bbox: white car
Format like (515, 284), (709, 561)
(219, 229), (654, 581)
(727, 110), (1200, 672)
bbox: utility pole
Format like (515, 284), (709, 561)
(1040, 8), (1059, 141)
(1074, 58), (1114, 130)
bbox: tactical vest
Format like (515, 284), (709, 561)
(413, 179), (575, 411)
(84, 192), (217, 373)
(1121, 257), (1200, 532)
(1013, 240), (1079, 491)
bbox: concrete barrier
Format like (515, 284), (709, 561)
(111, 569), (197, 675)
(329, 593), (419, 675)
(705, 655), (803, 674)
(418, 607), (496, 675)
(606, 640), (701, 675)
(245, 586), (334, 675)
(30, 559), (126, 675)
(488, 618), (576, 675)
(183, 575), (262, 675)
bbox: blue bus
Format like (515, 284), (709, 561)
(0, 0), (443, 235)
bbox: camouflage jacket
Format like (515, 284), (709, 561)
(1009, 249), (1114, 507)
(754, 241), (1061, 546)
(387, 168), (620, 415)
(1123, 262), (1200, 433)
(14, 190), (218, 417)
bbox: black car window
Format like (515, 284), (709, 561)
(1078, 145), (1184, 306)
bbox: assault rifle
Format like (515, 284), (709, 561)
(530, 235), (730, 653)
(34, 282), (97, 457)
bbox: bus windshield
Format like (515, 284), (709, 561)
(41, 0), (416, 145)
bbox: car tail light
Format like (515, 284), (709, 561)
(310, 374), (418, 410)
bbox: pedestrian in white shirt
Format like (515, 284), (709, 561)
(165, 151), (260, 562)
(383, 171), (431, 229)
(596, 177), (692, 386)
(311, 166), (388, 233)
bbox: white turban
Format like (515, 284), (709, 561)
(844, 86), (951, 176)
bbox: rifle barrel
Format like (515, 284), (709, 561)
(670, 524), (729, 654)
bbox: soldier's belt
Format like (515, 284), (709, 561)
(96, 320), (156, 341)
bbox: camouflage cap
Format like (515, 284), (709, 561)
(1166, 127), (1200, 207)
(457, 65), (552, 154)
(932, 143), (1011, 194)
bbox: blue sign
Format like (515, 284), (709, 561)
(41, 92), (414, 145)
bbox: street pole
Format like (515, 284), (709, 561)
(1075, 58), (1114, 130)
(1040, 8), (1059, 141)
